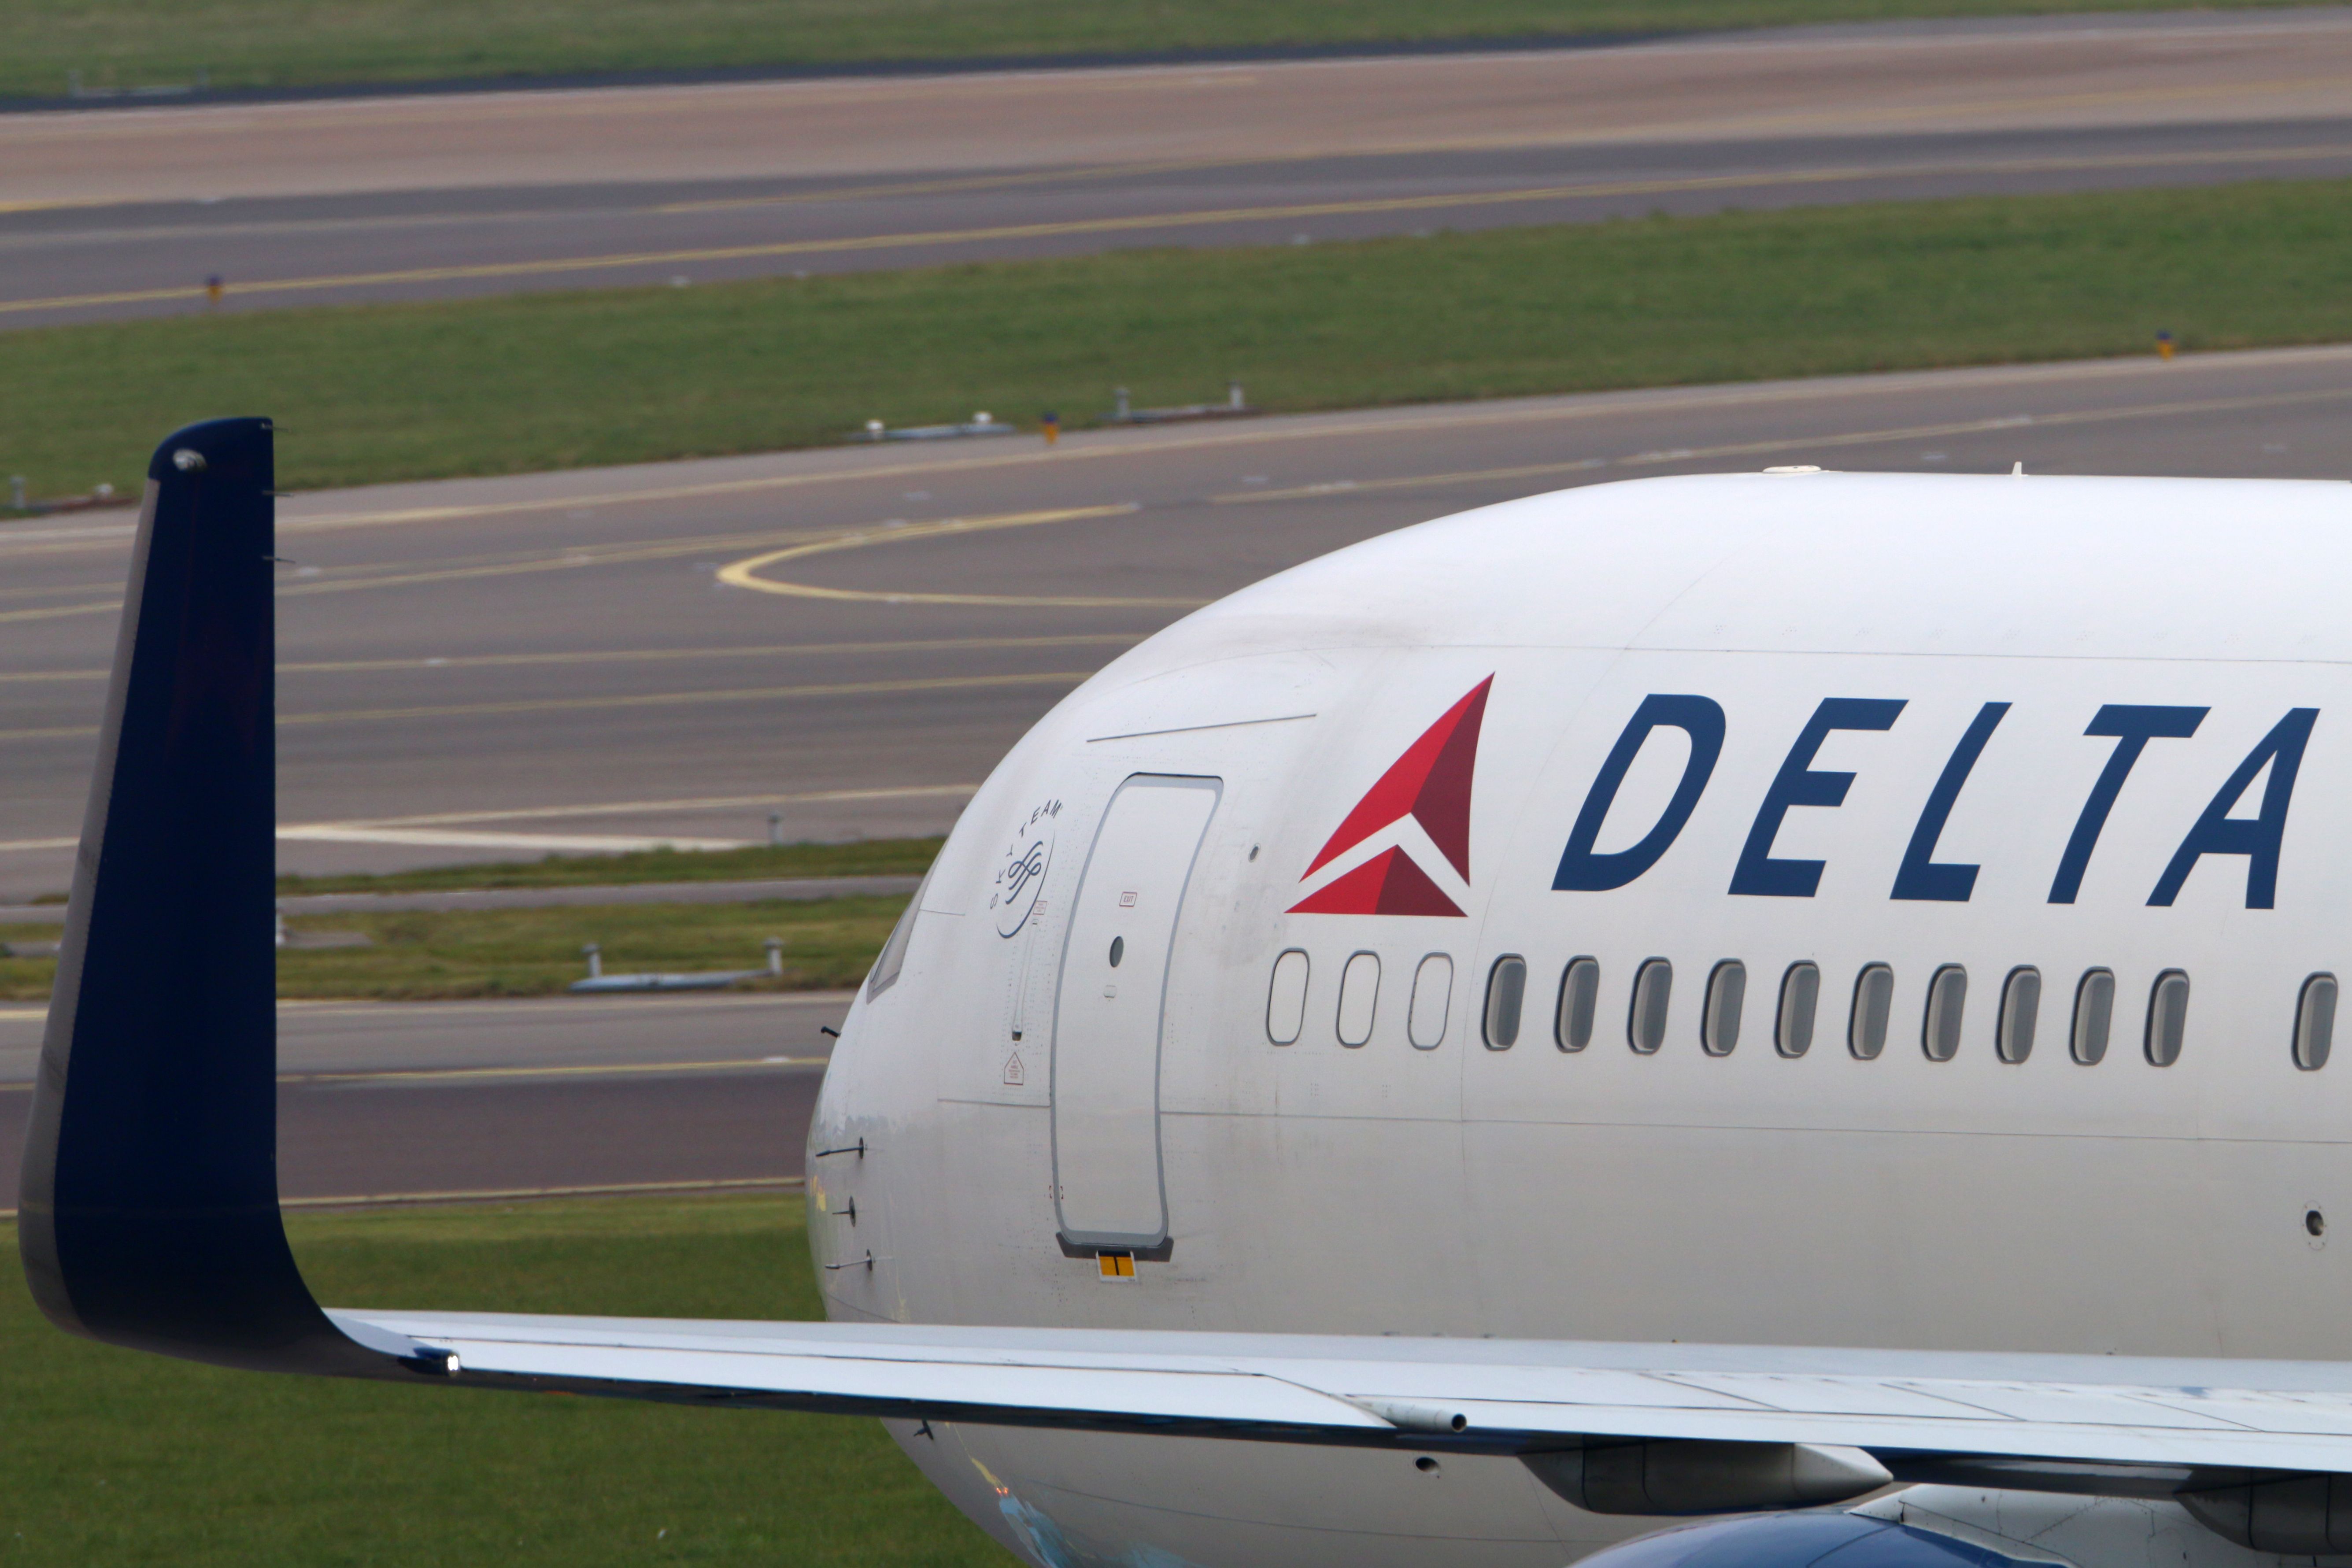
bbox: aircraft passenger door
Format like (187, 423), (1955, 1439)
(1050, 773), (1221, 1251)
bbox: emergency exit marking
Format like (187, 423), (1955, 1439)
(1119, 891), (1138, 907)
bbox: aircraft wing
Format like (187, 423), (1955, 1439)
(336, 1305), (2352, 1474)
(15, 421), (2347, 1545)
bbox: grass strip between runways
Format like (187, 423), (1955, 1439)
(0, 1196), (1007, 1566)
(1, 0), (2314, 100)
(272, 837), (946, 897)
(8, 179), (2352, 497)
(0, 894), (907, 1001)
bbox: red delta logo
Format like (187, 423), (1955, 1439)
(1288, 677), (1492, 917)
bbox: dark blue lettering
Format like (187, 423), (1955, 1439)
(2148, 708), (2318, 910)
(1890, 702), (2011, 902)
(1730, 698), (1906, 899)
(1554, 694), (1726, 892)
(2047, 705), (2206, 905)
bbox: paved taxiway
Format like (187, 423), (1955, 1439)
(12, 10), (2352, 323)
(7, 344), (2351, 1199)
(5, 344), (2352, 901)
(0, 993), (845, 1210)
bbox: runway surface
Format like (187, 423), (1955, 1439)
(7, 344), (2352, 1200)
(11, 10), (2352, 323)
(0, 993), (845, 1209)
(3, 342), (2349, 902)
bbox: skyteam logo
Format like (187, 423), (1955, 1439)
(1288, 676), (1492, 917)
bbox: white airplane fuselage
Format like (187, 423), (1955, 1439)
(806, 472), (2352, 1568)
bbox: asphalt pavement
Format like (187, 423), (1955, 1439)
(11, 118), (2352, 325)
(0, 874), (924, 923)
(4, 343), (2349, 899)
(8, 344), (2352, 1205)
(0, 993), (847, 1210)
(15, 11), (2352, 1214)
(11, 10), (2352, 323)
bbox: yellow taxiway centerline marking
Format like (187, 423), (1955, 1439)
(0, 597), (123, 625)
(275, 1174), (807, 1209)
(334, 781), (977, 829)
(652, 153), (1302, 214)
(213, 344), (2352, 540)
(0, 784), (980, 853)
(1212, 385), (2352, 503)
(275, 669), (1095, 728)
(268, 521), (855, 598)
(274, 824), (751, 851)
(21, 142), (2352, 316)
(0, 634), (1142, 685)
(717, 503), (1207, 607)
(12, 383), (2337, 662)
(0, 671), (1095, 744)
(285, 1056), (829, 1085)
(292, 632), (1137, 673)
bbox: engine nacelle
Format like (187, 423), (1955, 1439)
(2180, 1475), (2352, 1554)
(1572, 1510), (2037, 1568)
(1524, 1440), (1893, 1516)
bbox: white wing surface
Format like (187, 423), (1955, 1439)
(335, 1309), (2352, 1474)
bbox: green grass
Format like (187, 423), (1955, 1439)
(4, 0), (2318, 100)
(0, 894), (902, 1000)
(0, 1195), (1010, 1566)
(274, 837), (944, 897)
(6, 179), (2348, 499)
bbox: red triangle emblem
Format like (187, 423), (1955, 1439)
(1288, 847), (1466, 916)
(1302, 677), (1491, 881)
(1287, 677), (1490, 916)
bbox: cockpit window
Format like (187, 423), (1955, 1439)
(865, 863), (935, 1002)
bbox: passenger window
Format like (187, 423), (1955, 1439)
(1265, 949), (1309, 1045)
(2071, 969), (2115, 1064)
(1849, 964), (1893, 1059)
(1701, 961), (1746, 1057)
(1483, 955), (1527, 1050)
(1556, 957), (1599, 1051)
(1997, 966), (2041, 1065)
(1628, 958), (1672, 1054)
(2297, 973), (2337, 1071)
(1409, 954), (1452, 1049)
(2145, 970), (2189, 1066)
(1923, 965), (1967, 1061)
(1337, 951), (1380, 1048)
(1776, 962), (1819, 1058)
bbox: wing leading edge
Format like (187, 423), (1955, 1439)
(337, 1308), (2352, 1475)
(19, 422), (2352, 1547)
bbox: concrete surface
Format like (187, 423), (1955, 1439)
(10, 10), (2352, 322)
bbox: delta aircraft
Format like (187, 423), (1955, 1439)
(28, 417), (2352, 1568)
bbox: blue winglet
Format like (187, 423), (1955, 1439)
(18, 419), (418, 1376)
